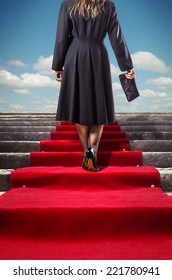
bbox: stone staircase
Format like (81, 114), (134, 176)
(0, 113), (172, 192)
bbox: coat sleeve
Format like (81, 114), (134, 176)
(52, 1), (73, 71)
(108, 2), (133, 71)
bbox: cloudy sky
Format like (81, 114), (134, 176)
(0, 0), (172, 113)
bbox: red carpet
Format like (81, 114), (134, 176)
(51, 130), (126, 140)
(41, 139), (130, 152)
(0, 122), (172, 260)
(30, 151), (143, 167)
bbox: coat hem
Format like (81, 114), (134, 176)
(55, 117), (116, 126)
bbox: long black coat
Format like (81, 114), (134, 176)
(52, 0), (133, 125)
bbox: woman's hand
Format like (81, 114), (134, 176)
(55, 70), (63, 82)
(125, 68), (135, 80)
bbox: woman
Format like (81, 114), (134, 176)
(52, 0), (135, 171)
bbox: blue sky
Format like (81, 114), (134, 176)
(0, 0), (172, 113)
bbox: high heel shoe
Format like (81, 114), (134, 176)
(86, 147), (99, 172)
(82, 155), (88, 170)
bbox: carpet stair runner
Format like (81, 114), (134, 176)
(0, 121), (172, 260)
(40, 139), (130, 152)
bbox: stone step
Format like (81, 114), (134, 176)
(0, 112), (171, 119)
(0, 126), (56, 132)
(121, 121), (172, 126)
(130, 140), (172, 152)
(1, 168), (171, 192)
(1, 131), (172, 141)
(123, 126), (172, 132)
(0, 140), (171, 153)
(126, 132), (172, 140)
(0, 169), (13, 191)
(157, 168), (172, 193)
(1, 121), (172, 127)
(0, 113), (54, 116)
(0, 153), (30, 169)
(0, 113), (171, 192)
(0, 121), (58, 126)
(0, 113), (56, 119)
(117, 114), (172, 122)
(0, 117), (56, 121)
(143, 152), (172, 168)
(0, 125), (171, 132)
(0, 132), (51, 141)
(0, 152), (171, 169)
(0, 113), (172, 125)
(0, 141), (40, 152)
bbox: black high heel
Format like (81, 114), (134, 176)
(82, 155), (88, 170)
(86, 147), (99, 172)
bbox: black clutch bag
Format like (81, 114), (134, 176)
(119, 73), (140, 102)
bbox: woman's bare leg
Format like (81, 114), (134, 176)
(76, 124), (104, 171)
(88, 125), (104, 154)
(83, 125), (104, 171)
(76, 123), (90, 153)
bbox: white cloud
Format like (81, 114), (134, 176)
(131, 51), (171, 73)
(140, 89), (170, 98)
(140, 89), (157, 97)
(8, 60), (28, 67)
(158, 92), (170, 97)
(13, 89), (31, 94)
(163, 102), (172, 108)
(33, 55), (53, 75)
(9, 104), (24, 111)
(1, 53), (172, 113)
(0, 70), (20, 85)
(0, 98), (6, 104)
(20, 73), (57, 88)
(0, 70), (59, 89)
(110, 64), (120, 77)
(43, 104), (57, 111)
(31, 98), (57, 106)
(112, 82), (122, 91)
(146, 77), (172, 88)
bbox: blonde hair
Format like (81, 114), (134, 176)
(70, 0), (106, 19)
